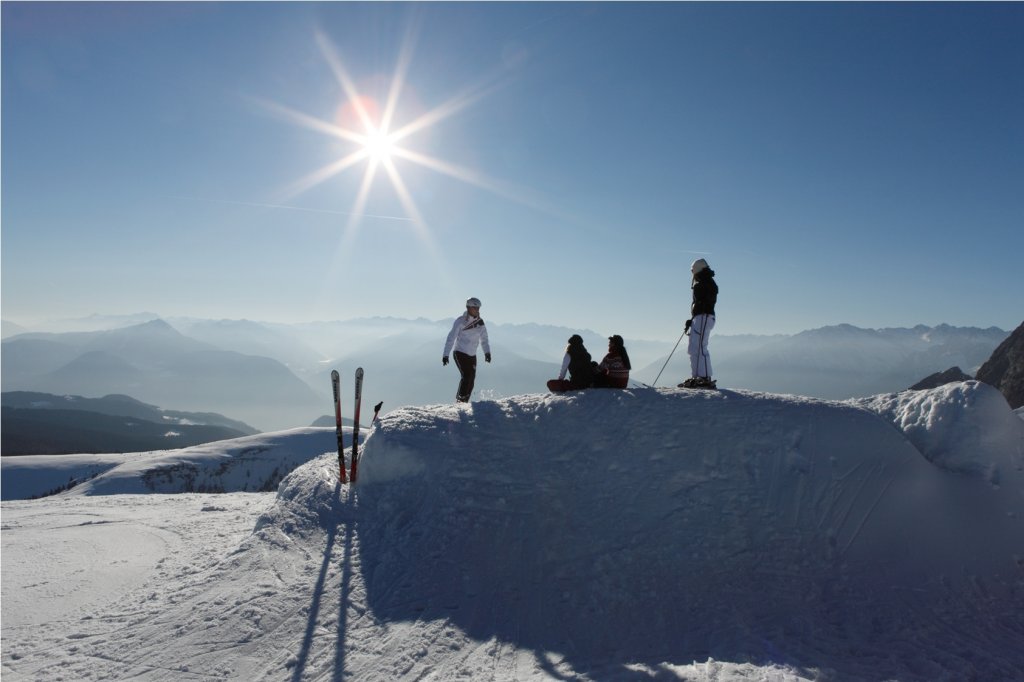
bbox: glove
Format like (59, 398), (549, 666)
(684, 319), (692, 335)
(485, 353), (492, 363)
(442, 356), (449, 366)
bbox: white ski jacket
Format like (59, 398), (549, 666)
(443, 313), (491, 357)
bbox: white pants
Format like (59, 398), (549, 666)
(688, 314), (715, 379)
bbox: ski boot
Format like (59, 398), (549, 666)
(679, 377), (717, 389)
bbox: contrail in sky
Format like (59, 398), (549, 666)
(172, 196), (414, 222)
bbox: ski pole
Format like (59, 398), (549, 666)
(372, 401), (383, 424)
(652, 329), (686, 387)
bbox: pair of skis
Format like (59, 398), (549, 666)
(331, 368), (381, 484)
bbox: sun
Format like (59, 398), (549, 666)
(360, 128), (396, 164)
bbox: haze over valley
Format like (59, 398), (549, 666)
(1, 314), (1012, 442)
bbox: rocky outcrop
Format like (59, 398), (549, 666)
(909, 366), (974, 391)
(976, 321), (1024, 409)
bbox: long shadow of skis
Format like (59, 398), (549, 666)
(334, 505), (356, 681)
(289, 482), (357, 682)
(290, 520), (337, 681)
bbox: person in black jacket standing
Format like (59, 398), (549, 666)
(681, 259), (718, 388)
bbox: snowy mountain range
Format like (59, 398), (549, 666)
(684, 323), (1011, 399)
(2, 381), (1022, 680)
(2, 315), (1011, 433)
(2, 320), (323, 431)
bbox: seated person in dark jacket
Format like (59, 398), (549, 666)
(547, 334), (595, 392)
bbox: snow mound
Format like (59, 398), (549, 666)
(852, 380), (1024, 480)
(253, 438), (357, 541)
(257, 388), (1024, 680)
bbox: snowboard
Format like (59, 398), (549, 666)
(547, 379), (576, 393)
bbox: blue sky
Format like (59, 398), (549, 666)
(3, 2), (1022, 340)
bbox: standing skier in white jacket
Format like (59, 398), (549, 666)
(443, 297), (491, 403)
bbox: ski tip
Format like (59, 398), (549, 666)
(331, 369), (340, 380)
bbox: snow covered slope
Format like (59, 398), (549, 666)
(1, 427), (354, 500)
(2, 387), (1022, 681)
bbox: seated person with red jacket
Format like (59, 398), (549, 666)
(594, 335), (631, 388)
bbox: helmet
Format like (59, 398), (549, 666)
(691, 259), (709, 276)
(466, 297), (482, 308)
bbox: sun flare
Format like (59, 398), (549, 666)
(259, 27), (540, 241)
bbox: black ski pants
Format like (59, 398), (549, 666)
(453, 351), (477, 403)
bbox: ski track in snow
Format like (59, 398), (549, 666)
(2, 494), (272, 680)
(2, 385), (1023, 681)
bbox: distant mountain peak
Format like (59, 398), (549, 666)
(94, 318), (214, 352)
(126, 318), (178, 333)
(909, 367), (973, 391)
